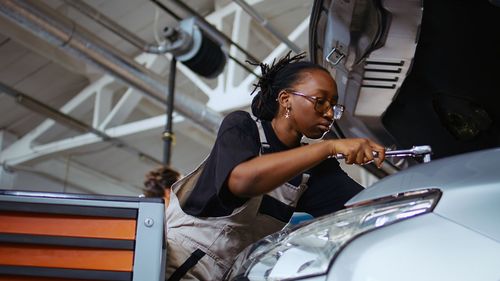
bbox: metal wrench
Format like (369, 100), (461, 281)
(334, 145), (433, 163)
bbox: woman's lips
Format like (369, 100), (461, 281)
(318, 123), (331, 132)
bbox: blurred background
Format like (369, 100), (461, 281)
(0, 0), (376, 196)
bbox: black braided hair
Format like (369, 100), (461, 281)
(143, 166), (181, 198)
(247, 51), (329, 121)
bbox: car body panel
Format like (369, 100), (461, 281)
(347, 148), (500, 204)
(226, 147), (500, 280)
(328, 213), (500, 281)
(347, 147), (500, 242)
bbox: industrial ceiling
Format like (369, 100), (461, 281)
(0, 0), (335, 195)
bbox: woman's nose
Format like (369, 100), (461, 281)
(323, 106), (334, 121)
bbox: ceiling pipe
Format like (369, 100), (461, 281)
(66, 1), (227, 78)
(66, 0), (256, 77)
(63, 0), (181, 54)
(0, 0), (223, 134)
(232, 0), (303, 54)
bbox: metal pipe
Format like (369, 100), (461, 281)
(0, 0), (223, 134)
(0, 82), (90, 134)
(64, 0), (172, 54)
(163, 57), (177, 166)
(232, 0), (302, 54)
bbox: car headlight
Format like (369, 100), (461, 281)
(226, 189), (441, 281)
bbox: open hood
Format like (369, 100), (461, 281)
(309, 0), (500, 175)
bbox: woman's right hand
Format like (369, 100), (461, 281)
(329, 138), (386, 168)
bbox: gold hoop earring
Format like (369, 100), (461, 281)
(285, 107), (290, 119)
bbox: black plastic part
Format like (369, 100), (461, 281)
(0, 201), (137, 218)
(181, 33), (226, 78)
(0, 266), (132, 281)
(0, 233), (134, 250)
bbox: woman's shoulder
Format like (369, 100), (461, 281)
(219, 110), (257, 134)
(224, 110), (254, 122)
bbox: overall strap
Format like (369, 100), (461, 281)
(166, 249), (206, 281)
(299, 173), (311, 189)
(253, 115), (311, 186)
(253, 115), (270, 153)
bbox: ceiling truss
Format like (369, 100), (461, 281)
(0, 0), (311, 194)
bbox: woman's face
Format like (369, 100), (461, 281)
(288, 69), (338, 139)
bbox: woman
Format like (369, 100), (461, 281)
(165, 52), (385, 280)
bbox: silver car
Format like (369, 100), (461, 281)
(225, 147), (500, 280)
(225, 0), (500, 279)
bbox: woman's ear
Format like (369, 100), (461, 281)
(277, 90), (290, 108)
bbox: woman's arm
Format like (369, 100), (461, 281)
(228, 138), (385, 197)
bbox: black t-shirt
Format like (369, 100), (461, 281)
(182, 110), (364, 218)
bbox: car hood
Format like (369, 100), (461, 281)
(310, 0), (500, 174)
(347, 147), (500, 242)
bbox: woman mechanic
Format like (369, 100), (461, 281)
(164, 52), (386, 281)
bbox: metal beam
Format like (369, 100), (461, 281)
(208, 16), (310, 111)
(0, 53), (186, 167)
(1, 114), (176, 166)
(233, 0), (302, 54)
(0, 0), (223, 134)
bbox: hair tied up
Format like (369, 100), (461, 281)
(249, 51), (313, 121)
(247, 51), (307, 96)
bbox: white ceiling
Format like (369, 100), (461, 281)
(0, 0), (325, 195)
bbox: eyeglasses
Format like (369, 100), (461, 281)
(286, 90), (344, 120)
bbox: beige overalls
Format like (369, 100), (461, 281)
(164, 118), (310, 281)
